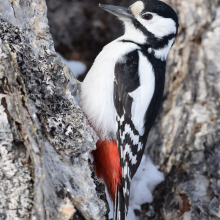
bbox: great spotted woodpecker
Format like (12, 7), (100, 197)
(80, 0), (178, 219)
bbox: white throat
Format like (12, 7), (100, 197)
(122, 21), (146, 44)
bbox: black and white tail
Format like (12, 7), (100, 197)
(114, 186), (125, 220)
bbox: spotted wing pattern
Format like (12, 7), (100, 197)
(114, 49), (146, 215)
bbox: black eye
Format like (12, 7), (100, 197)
(143, 13), (153, 20)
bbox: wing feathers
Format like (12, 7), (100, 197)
(114, 49), (145, 215)
(113, 43), (167, 219)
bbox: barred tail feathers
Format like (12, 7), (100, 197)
(92, 140), (122, 201)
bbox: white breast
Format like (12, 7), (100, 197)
(129, 51), (155, 136)
(80, 38), (139, 140)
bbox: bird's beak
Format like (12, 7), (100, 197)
(99, 4), (133, 20)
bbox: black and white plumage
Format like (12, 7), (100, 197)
(80, 1), (178, 219)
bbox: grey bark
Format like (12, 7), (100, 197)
(0, 1), (108, 220)
(1, 0), (220, 220)
(46, 0), (220, 218)
(144, 0), (220, 219)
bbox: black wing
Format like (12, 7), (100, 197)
(114, 49), (146, 217)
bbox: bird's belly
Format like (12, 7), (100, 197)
(80, 40), (139, 140)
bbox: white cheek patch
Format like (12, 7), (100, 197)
(137, 13), (177, 38)
(130, 1), (144, 17)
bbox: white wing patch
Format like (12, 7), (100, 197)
(129, 51), (155, 136)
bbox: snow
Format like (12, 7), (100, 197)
(56, 52), (86, 78)
(107, 155), (164, 220)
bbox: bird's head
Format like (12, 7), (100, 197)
(99, 0), (179, 50)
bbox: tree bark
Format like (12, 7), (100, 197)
(0, 1), (108, 220)
(46, 0), (220, 219)
(1, 0), (220, 220)
(144, 0), (220, 219)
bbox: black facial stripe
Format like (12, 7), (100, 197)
(121, 31), (176, 53)
(131, 18), (177, 49)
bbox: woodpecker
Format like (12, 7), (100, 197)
(80, 0), (178, 219)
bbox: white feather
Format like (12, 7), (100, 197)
(120, 124), (139, 145)
(81, 7), (175, 140)
(80, 38), (139, 140)
(129, 51), (155, 136)
(138, 142), (143, 151)
(136, 12), (177, 38)
(129, 2), (177, 39)
(123, 144), (137, 165)
(123, 21), (147, 44)
(130, 1), (145, 18)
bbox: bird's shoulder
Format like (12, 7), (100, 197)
(99, 38), (140, 60)
(115, 49), (140, 93)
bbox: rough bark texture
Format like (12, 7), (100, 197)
(144, 0), (220, 219)
(0, 1), (108, 220)
(46, 0), (220, 219)
(1, 0), (220, 220)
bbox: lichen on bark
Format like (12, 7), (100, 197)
(1, 0), (220, 219)
(144, 0), (220, 219)
(0, 1), (108, 220)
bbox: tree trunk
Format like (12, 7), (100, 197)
(0, 0), (220, 220)
(144, 0), (220, 219)
(0, 1), (108, 220)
